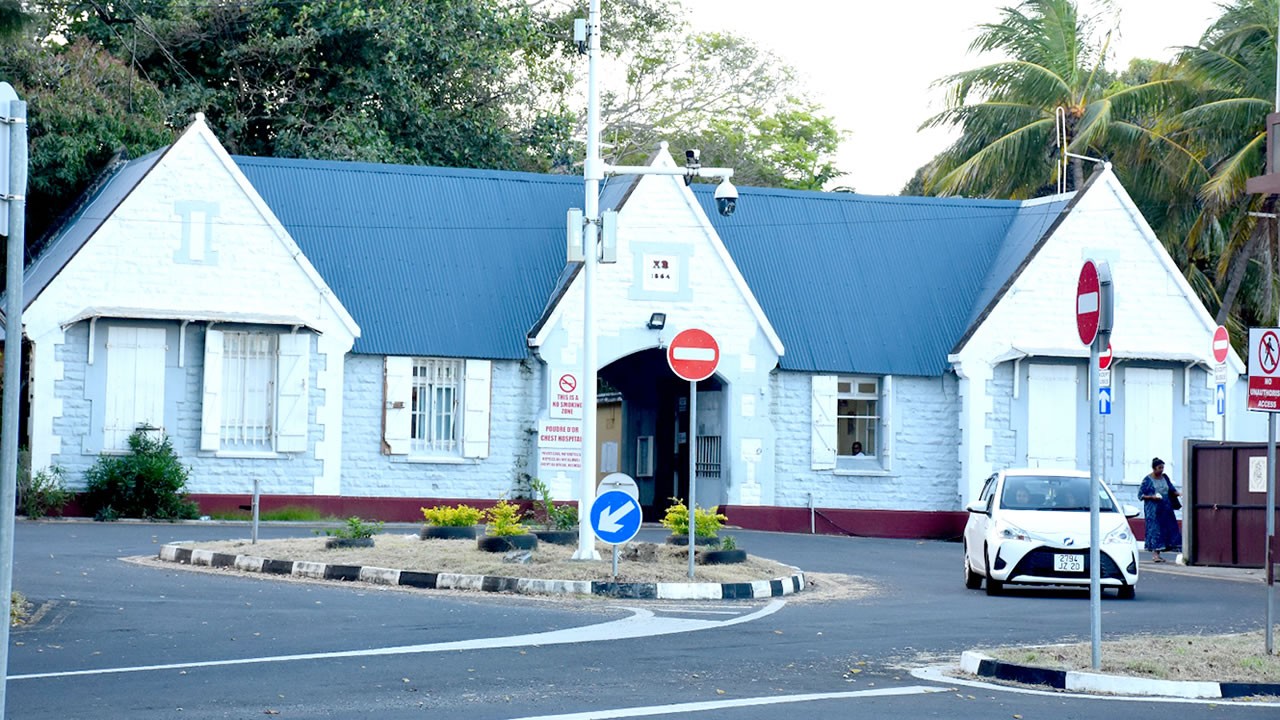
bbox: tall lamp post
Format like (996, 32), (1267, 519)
(571, 1), (738, 561)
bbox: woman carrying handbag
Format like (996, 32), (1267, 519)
(1139, 457), (1182, 563)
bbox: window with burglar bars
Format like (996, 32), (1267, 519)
(411, 358), (463, 454)
(221, 332), (276, 450)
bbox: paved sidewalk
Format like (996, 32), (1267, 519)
(1138, 551), (1267, 583)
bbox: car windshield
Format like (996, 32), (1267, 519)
(1000, 475), (1116, 512)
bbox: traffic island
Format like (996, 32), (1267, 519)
(156, 535), (808, 600)
(960, 629), (1280, 700)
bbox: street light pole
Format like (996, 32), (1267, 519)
(571, 1), (736, 562)
(573, 0), (603, 561)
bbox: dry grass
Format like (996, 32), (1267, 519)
(987, 628), (1280, 684)
(184, 534), (800, 584)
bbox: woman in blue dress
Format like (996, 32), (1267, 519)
(1138, 457), (1181, 562)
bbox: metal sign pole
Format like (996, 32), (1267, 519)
(688, 379), (697, 580)
(1268, 412), (1276, 655)
(0, 86), (28, 718)
(1089, 337), (1102, 670)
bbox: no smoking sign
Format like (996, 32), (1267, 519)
(550, 370), (583, 419)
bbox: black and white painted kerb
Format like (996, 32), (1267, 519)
(961, 651), (1280, 699)
(157, 543), (806, 600)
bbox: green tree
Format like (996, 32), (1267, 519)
(1172, 0), (1280, 329)
(920, 0), (1198, 199)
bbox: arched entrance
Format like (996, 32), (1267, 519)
(598, 348), (726, 521)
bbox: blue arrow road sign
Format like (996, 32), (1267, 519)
(1098, 387), (1112, 415)
(589, 490), (642, 545)
(1216, 383), (1226, 416)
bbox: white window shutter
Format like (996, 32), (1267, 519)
(201, 328), (224, 451)
(383, 356), (413, 455)
(462, 359), (492, 458)
(880, 375), (893, 469)
(811, 374), (838, 470)
(275, 333), (310, 453)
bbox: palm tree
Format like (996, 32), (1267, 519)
(921, 0), (1202, 200)
(1172, 0), (1278, 329)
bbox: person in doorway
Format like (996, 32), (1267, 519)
(1139, 457), (1182, 563)
(851, 441), (865, 457)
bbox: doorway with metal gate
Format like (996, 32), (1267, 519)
(598, 348), (725, 522)
(1186, 441), (1280, 567)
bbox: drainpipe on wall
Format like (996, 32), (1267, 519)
(808, 492), (815, 534)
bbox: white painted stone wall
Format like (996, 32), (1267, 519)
(952, 170), (1239, 503)
(339, 354), (541, 498)
(533, 147), (782, 508)
(771, 371), (961, 510)
(24, 119), (357, 494)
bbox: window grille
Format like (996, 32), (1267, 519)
(411, 358), (462, 454)
(221, 332), (276, 449)
(837, 377), (879, 458)
(696, 435), (721, 478)
(636, 436), (655, 477)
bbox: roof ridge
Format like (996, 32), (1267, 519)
(232, 155), (582, 185)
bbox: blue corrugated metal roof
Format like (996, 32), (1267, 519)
(694, 185), (1070, 375)
(236, 157), (583, 359)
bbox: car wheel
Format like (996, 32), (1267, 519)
(1117, 585), (1135, 600)
(984, 546), (1003, 596)
(963, 543), (982, 589)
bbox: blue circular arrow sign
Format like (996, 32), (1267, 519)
(589, 490), (642, 545)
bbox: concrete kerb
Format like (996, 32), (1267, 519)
(960, 650), (1280, 700)
(156, 542), (806, 600)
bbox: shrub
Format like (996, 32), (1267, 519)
(17, 465), (71, 519)
(660, 498), (727, 538)
(719, 535), (737, 551)
(10, 591), (27, 626)
(82, 431), (199, 521)
(526, 477), (578, 531)
(321, 516), (383, 539)
(484, 498), (529, 537)
(421, 504), (483, 527)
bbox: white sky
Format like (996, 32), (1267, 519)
(686, 0), (1226, 194)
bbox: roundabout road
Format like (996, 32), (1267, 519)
(5, 521), (1272, 719)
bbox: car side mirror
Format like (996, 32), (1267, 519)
(965, 500), (988, 515)
(1123, 504), (1139, 519)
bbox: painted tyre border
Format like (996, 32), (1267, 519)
(157, 543), (806, 600)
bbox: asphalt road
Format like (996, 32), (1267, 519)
(4, 521), (1274, 719)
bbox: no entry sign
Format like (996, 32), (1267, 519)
(668, 328), (720, 382)
(1099, 343), (1113, 370)
(1077, 261), (1100, 346)
(1213, 325), (1230, 364)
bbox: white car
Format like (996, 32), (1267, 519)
(962, 469), (1140, 598)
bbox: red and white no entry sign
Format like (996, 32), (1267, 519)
(1099, 343), (1113, 370)
(1077, 261), (1100, 346)
(1212, 325), (1230, 365)
(667, 328), (720, 382)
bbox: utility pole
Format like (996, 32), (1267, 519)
(0, 80), (29, 718)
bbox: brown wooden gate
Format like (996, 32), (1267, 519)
(1188, 441), (1280, 567)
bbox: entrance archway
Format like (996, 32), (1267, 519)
(598, 348), (726, 521)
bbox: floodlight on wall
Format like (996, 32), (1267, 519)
(647, 312), (666, 330)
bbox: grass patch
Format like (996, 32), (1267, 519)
(181, 534), (801, 585)
(986, 628), (1280, 684)
(206, 506), (339, 522)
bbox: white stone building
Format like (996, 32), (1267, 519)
(5, 118), (1236, 535)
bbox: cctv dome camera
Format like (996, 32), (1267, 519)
(714, 178), (737, 217)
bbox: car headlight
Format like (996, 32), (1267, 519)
(997, 521), (1034, 542)
(1103, 525), (1132, 545)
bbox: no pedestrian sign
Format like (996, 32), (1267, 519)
(1247, 328), (1280, 412)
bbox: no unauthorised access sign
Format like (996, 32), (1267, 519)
(1247, 328), (1280, 412)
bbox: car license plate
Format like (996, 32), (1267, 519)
(1054, 554), (1084, 573)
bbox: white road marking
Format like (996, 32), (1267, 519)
(911, 665), (1280, 708)
(504, 686), (949, 720)
(9, 600), (784, 681)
